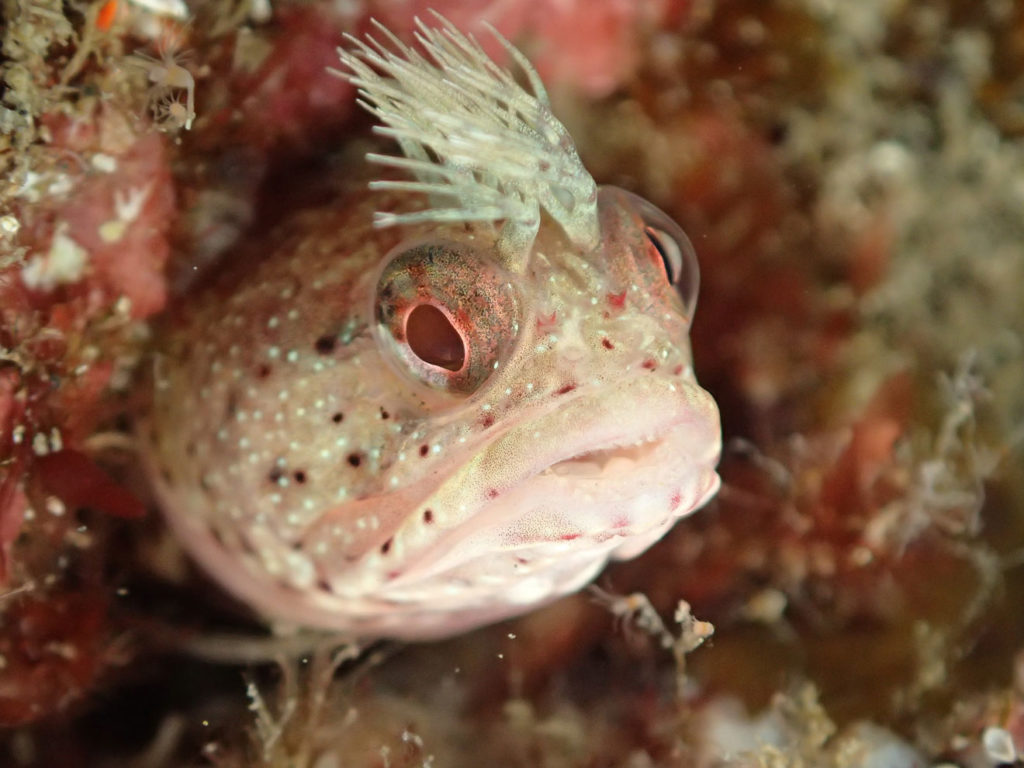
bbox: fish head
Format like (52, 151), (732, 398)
(141, 16), (721, 640)
(323, 184), (721, 638)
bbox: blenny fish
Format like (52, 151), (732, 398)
(141, 16), (721, 640)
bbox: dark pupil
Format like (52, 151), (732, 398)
(646, 228), (674, 284)
(406, 304), (466, 371)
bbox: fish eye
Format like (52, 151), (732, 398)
(604, 188), (700, 320)
(636, 204), (699, 320)
(374, 240), (521, 395)
(645, 225), (683, 285)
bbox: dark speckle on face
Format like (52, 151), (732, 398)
(314, 335), (336, 354)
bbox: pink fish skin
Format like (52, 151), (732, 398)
(140, 19), (721, 640)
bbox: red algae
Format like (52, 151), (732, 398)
(369, 0), (702, 98)
(0, 5), (175, 728)
(226, 6), (357, 151)
(0, 592), (110, 726)
(15, 109), (175, 318)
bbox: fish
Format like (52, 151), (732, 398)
(140, 15), (722, 640)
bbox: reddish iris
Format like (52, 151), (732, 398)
(645, 227), (673, 284)
(405, 304), (466, 371)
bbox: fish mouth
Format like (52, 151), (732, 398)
(364, 375), (722, 599)
(544, 439), (662, 479)
(493, 375), (721, 506)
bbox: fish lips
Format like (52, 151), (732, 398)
(369, 374), (722, 603)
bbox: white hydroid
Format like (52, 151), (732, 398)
(333, 13), (601, 259)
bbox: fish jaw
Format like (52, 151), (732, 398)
(145, 367), (719, 640)
(354, 374), (721, 597)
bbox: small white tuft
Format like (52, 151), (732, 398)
(332, 13), (600, 259)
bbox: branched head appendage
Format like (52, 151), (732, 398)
(332, 13), (601, 262)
